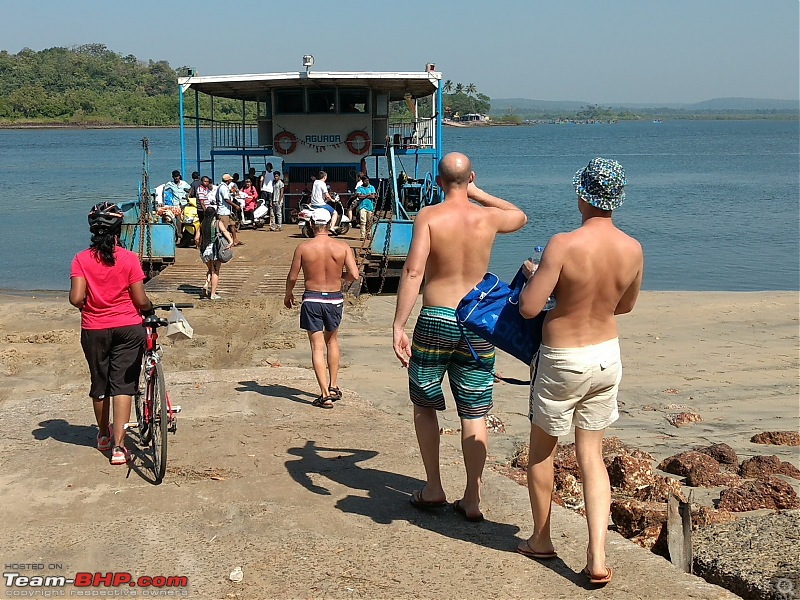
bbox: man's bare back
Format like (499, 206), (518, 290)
(417, 199), (504, 308)
(285, 232), (358, 307)
(520, 165), (643, 348)
(540, 220), (642, 347)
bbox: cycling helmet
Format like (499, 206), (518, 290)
(88, 202), (123, 232)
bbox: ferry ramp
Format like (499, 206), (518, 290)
(144, 228), (371, 298)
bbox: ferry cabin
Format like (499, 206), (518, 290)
(177, 65), (443, 221)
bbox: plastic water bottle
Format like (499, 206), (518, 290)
(530, 246), (557, 311)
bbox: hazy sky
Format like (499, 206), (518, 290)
(3, 0), (798, 103)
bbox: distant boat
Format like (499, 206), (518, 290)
(653, 119), (663, 123)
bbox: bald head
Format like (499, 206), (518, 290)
(438, 152), (473, 187)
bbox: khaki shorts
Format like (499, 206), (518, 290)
(529, 338), (622, 437)
(220, 215), (237, 231)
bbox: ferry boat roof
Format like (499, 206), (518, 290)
(178, 70), (441, 102)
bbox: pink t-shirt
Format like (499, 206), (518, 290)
(70, 248), (145, 330)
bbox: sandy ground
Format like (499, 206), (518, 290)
(0, 285), (796, 599)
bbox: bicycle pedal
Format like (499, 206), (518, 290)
(171, 405), (182, 414)
(123, 422), (139, 430)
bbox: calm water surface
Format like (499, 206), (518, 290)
(0, 120), (797, 291)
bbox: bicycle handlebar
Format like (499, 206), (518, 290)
(151, 303), (194, 310)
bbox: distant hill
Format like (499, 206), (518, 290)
(492, 97), (799, 112)
(685, 97), (799, 111)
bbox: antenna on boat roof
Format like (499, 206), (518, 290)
(303, 55), (314, 73)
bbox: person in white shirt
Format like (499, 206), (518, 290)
(311, 171), (340, 232)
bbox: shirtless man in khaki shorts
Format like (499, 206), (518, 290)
(518, 158), (643, 585)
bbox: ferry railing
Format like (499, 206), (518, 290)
(388, 117), (435, 148)
(213, 121), (260, 149)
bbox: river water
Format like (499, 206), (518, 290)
(0, 120), (797, 291)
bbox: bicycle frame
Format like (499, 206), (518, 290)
(143, 324), (178, 432)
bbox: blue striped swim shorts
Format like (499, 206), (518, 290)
(409, 306), (495, 419)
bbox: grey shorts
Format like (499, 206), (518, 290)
(299, 291), (343, 332)
(530, 338), (622, 436)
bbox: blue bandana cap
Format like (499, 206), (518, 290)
(573, 157), (627, 210)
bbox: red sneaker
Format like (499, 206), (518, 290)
(97, 427), (112, 452)
(110, 446), (131, 465)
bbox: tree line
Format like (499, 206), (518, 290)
(0, 46), (499, 127)
(0, 44), (183, 125)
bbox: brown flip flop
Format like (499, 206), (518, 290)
(515, 540), (558, 560)
(582, 566), (613, 585)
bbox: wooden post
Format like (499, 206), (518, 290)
(667, 494), (693, 573)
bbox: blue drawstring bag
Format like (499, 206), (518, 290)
(456, 267), (546, 372)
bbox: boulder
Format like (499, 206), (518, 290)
(750, 430), (800, 446)
(739, 455), (800, 480)
(485, 413), (505, 434)
(629, 523), (668, 557)
(554, 470), (584, 511)
(694, 442), (738, 467)
(554, 443), (580, 479)
(717, 476), (800, 511)
(633, 475), (686, 503)
(658, 450), (721, 479)
(607, 454), (656, 493)
(610, 498), (668, 538)
(685, 466), (743, 488)
(602, 436), (654, 462)
(666, 412), (703, 427)
(510, 444), (529, 470)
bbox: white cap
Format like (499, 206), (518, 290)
(312, 208), (331, 225)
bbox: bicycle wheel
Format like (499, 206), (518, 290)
(135, 365), (151, 444)
(150, 361), (169, 483)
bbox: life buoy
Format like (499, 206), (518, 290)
(274, 131), (297, 155)
(346, 130), (371, 155)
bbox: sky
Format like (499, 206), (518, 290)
(2, 0), (798, 104)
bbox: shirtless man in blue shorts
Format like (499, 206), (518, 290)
(392, 152), (527, 521)
(519, 157), (643, 585)
(285, 208), (359, 408)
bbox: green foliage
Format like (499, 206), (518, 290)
(442, 81), (491, 118)
(0, 45), (180, 125)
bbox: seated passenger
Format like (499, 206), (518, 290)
(240, 179), (260, 221)
(158, 170), (189, 226)
(164, 170), (191, 206)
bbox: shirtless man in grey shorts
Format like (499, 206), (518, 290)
(285, 208), (359, 409)
(518, 157), (643, 585)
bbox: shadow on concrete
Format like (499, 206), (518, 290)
(285, 440), (527, 553)
(236, 381), (316, 406)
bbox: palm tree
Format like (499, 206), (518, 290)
(443, 80), (454, 94)
(455, 83), (464, 95)
(465, 83), (477, 97)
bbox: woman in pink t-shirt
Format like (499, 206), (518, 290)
(69, 203), (154, 466)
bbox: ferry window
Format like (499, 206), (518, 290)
(339, 89), (369, 113)
(308, 88), (336, 113)
(275, 89), (304, 113)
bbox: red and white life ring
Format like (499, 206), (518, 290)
(345, 130), (371, 155)
(274, 131), (297, 155)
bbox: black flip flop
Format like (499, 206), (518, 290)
(453, 499), (484, 522)
(409, 489), (448, 510)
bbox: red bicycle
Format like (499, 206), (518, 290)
(130, 303), (193, 483)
